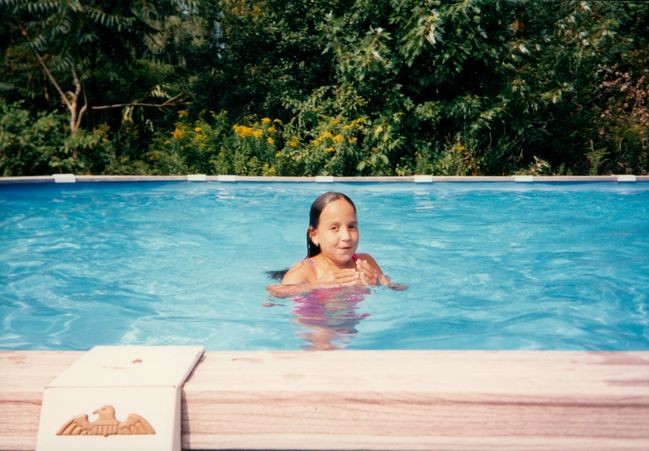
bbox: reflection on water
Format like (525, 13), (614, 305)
(292, 286), (370, 350)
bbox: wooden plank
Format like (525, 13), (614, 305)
(2, 351), (649, 450)
(181, 351), (649, 450)
(0, 351), (81, 451)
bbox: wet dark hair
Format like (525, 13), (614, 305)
(267, 192), (356, 281)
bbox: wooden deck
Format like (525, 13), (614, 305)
(2, 350), (649, 450)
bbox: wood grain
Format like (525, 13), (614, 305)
(2, 350), (648, 450)
(0, 351), (81, 450)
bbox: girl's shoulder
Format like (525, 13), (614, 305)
(282, 259), (317, 284)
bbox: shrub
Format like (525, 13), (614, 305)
(0, 101), (115, 176)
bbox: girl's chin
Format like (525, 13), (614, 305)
(334, 251), (357, 263)
(321, 249), (357, 265)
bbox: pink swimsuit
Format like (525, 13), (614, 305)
(293, 254), (369, 342)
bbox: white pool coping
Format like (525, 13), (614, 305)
(35, 346), (203, 451)
(0, 174), (648, 184)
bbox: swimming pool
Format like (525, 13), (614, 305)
(1, 181), (648, 351)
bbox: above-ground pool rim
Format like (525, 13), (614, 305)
(0, 174), (648, 184)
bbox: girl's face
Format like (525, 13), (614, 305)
(309, 199), (359, 266)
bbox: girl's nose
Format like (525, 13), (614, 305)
(340, 227), (351, 240)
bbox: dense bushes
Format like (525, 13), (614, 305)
(0, 102), (115, 176)
(1, 0), (647, 176)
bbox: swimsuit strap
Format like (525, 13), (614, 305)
(305, 258), (322, 279)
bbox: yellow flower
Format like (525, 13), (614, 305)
(164, 140), (171, 145)
(348, 137), (357, 144)
(178, 110), (188, 118)
(234, 125), (258, 138)
(321, 131), (333, 140)
(194, 127), (202, 133)
(342, 124), (351, 131)
(252, 129), (263, 139)
(311, 139), (320, 145)
(266, 137), (274, 145)
(262, 117), (271, 124)
(288, 139), (298, 148)
(233, 125), (242, 136)
(267, 126), (276, 133)
(456, 145), (465, 152)
(326, 147), (334, 153)
(172, 127), (184, 139)
(333, 134), (344, 143)
(273, 119), (282, 124)
(351, 117), (366, 127)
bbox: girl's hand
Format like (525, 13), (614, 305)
(267, 268), (361, 297)
(379, 273), (408, 291)
(356, 258), (382, 286)
(322, 267), (361, 287)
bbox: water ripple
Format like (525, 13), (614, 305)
(1, 182), (648, 350)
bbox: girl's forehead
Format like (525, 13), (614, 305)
(320, 199), (357, 221)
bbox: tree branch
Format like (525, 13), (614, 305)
(71, 66), (88, 133)
(90, 99), (189, 110)
(19, 23), (72, 111)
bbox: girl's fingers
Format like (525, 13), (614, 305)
(331, 268), (360, 283)
(357, 259), (371, 272)
(335, 268), (358, 277)
(323, 261), (386, 287)
(362, 260), (383, 285)
(355, 259), (381, 286)
(359, 270), (369, 286)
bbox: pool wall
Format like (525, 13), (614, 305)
(2, 350), (649, 450)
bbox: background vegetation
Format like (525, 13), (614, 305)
(1, 0), (647, 176)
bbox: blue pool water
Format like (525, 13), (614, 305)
(1, 181), (648, 351)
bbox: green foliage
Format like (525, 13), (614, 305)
(0, 102), (66, 176)
(594, 66), (649, 174)
(0, 101), (115, 175)
(142, 110), (231, 174)
(0, 0), (200, 137)
(1, 0), (648, 176)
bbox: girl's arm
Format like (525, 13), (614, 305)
(266, 260), (362, 298)
(266, 282), (311, 298)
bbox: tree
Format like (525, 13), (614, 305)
(0, 0), (194, 136)
(2, 0), (648, 176)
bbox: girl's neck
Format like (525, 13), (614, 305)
(312, 253), (355, 272)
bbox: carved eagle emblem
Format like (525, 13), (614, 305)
(57, 405), (155, 437)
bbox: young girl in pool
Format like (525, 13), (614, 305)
(266, 192), (405, 297)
